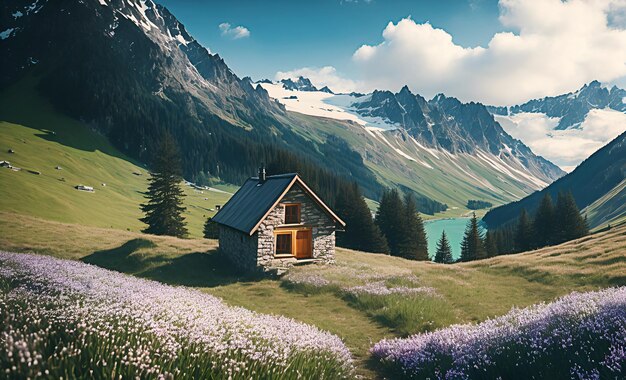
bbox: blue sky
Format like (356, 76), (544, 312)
(158, 0), (501, 81)
(158, 0), (626, 107)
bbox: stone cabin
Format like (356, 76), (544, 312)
(212, 169), (346, 272)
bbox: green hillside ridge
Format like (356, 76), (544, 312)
(484, 129), (626, 229)
(584, 179), (626, 230)
(0, 79), (231, 238)
(1, 211), (624, 377)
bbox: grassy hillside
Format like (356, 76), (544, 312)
(0, 79), (232, 237)
(2, 211), (624, 376)
(584, 178), (626, 230)
(289, 113), (535, 217)
(484, 130), (626, 228)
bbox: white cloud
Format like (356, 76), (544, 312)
(352, 0), (626, 105)
(274, 66), (363, 94)
(495, 109), (626, 171)
(218, 22), (250, 39)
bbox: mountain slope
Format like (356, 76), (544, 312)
(2, 0), (563, 214)
(260, 82), (564, 211)
(1, 0), (384, 199)
(261, 82), (563, 185)
(356, 88), (563, 182)
(483, 130), (626, 229)
(0, 78), (232, 237)
(583, 179), (626, 229)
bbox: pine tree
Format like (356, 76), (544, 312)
(203, 217), (219, 239)
(375, 189), (405, 255)
(533, 193), (555, 248)
(555, 191), (589, 243)
(495, 225), (516, 255)
(460, 213), (485, 262)
(484, 231), (499, 257)
(335, 183), (389, 253)
(397, 193), (429, 260)
(434, 230), (453, 264)
(140, 134), (188, 237)
(515, 209), (534, 252)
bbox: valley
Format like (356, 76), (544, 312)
(262, 81), (563, 212)
(1, 0), (567, 219)
(2, 0), (626, 378)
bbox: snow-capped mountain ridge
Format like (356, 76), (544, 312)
(488, 81), (626, 171)
(279, 76), (334, 94)
(489, 80), (626, 130)
(259, 80), (564, 188)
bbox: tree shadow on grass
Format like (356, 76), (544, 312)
(81, 238), (263, 288)
(81, 238), (154, 273)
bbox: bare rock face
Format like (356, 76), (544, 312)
(350, 86), (565, 183)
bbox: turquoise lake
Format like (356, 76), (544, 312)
(424, 218), (487, 260)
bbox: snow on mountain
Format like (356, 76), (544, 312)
(259, 82), (399, 130)
(490, 81), (626, 171)
(0, 28), (15, 39)
(260, 80), (562, 191)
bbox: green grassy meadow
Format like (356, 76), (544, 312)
(0, 79), (231, 238)
(2, 211), (624, 376)
(584, 178), (626, 231)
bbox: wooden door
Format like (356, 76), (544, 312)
(295, 230), (312, 259)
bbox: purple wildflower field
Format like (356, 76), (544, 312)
(0, 252), (353, 379)
(371, 287), (626, 379)
(344, 282), (438, 297)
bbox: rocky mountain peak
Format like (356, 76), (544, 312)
(399, 85), (413, 96)
(347, 84), (564, 180)
(280, 76), (318, 92)
(502, 81), (626, 130)
(319, 86), (334, 94)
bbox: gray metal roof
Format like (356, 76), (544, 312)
(212, 174), (298, 234)
(212, 173), (345, 235)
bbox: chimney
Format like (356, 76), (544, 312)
(258, 165), (266, 183)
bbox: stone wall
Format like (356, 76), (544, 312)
(257, 184), (336, 268)
(218, 225), (258, 272)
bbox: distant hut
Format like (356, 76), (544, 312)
(212, 168), (345, 272)
(75, 185), (94, 192)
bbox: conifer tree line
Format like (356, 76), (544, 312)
(334, 183), (389, 254)
(203, 217), (219, 239)
(484, 191), (589, 256)
(459, 213), (487, 262)
(371, 189), (430, 260)
(140, 135), (423, 251)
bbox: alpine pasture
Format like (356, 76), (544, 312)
(1, 79), (625, 378)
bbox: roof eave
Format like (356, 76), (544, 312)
(248, 175), (299, 235)
(248, 175), (346, 235)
